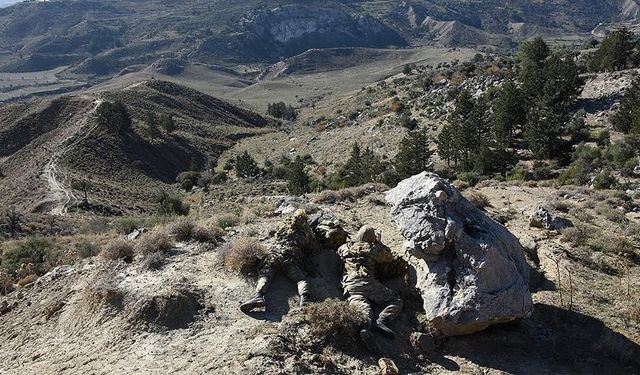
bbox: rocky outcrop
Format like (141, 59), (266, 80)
(529, 206), (574, 231)
(386, 172), (533, 336)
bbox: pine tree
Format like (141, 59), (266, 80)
(144, 111), (161, 139)
(517, 37), (550, 98)
(394, 129), (433, 179)
(235, 151), (260, 178)
(525, 103), (563, 159)
(340, 143), (364, 186)
(437, 123), (456, 166)
(611, 77), (640, 134)
(491, 80), (525, 173)
(287, 156), (310, 195)
(588, 28), (636, 72)
(71, 178), (94, 205)
(96, 101), (131, 133)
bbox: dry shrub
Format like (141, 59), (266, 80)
(0, 272), (14, 295)
(101, 240), (134, 262)
(113, 217), (143, 235)
(561, 225), (591, 247)
(142, 252), (165, 271)
(595, 204), (629, 225)
(136, 231), (173, 256)
(191, 226), (221, 243)
(314, 190), (340, 204)
(250, 202), (275, 218)
(300, 299), (367, 347)
(224, 237), (267, 276)
(167, 218), (195, 241)
(214, 213), (240, 230)
(464, 190), (492, 209)
(314, 184), (388, 204)
(17, 274), (38, 287)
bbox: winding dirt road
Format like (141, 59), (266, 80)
(41, 98), (103, 216)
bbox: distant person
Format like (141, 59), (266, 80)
(338, 225), (406, 352)
(240, 210), (319, 313)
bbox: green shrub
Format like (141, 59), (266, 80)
(113, 217), (142, 235)
(214, 213), (240, 230)
(1, 238), (59, 275)
(76, 240), (101, 259)
(593, 169), (617, 190)
(176, 171), (201, 191)
(96, 101), (132, 133)
(152, 189), (189, 216)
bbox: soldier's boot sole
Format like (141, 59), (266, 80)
(240, 298), (266, 313)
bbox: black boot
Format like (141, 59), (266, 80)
(375, 317), (396, 339)
(359, 328), (381, 354)
(299, 293), (311, 307)
(240, 293), (265, 313)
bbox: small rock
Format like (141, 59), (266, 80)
(529, 206), (574, 231)
(378, 358), (399, 375)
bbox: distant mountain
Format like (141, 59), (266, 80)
(0, 0), (638, 75)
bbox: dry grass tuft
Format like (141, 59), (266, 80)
(300, 299), (368, 347)
(17, 274), (38, 287)
(223, 237), (267, 276)
(464, 190), (492, 209)
(0, 272), (14, 295)
(166, 218), (195, 241)
(213, 213), (240, 230)
(101, 240), (134, 262)
(136, 231), (174, 256)
(314, 184), (388, 204)
(142, 252), (166, 271)
(191, 226), (222, 243)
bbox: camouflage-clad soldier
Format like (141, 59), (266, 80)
(240, 209), (319, 313)
(338, 225), (404, 350)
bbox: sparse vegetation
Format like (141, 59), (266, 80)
(223, 237), (267, 276)
(296, 299), (368, 347)
(1, 237), (61, 276)
(101, 240), (134, 262)
(135, 231), (174, 256)
(267, 102), (297, 121)
(96, 101), (132, 133)
(75, 240), (101, 259)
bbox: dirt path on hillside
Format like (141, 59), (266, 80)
(41, 98), (103, 215)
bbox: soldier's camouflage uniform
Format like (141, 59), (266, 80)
(338, 225), (403, 336)
(241, 210), (318, 312)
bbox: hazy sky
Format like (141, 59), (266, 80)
(0, 0), (22, 7)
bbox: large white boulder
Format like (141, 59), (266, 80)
(387, 172), (533, 336)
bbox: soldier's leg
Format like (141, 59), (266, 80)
(367, 281), (403, 339)
(256, 266), (276, 295)
(240, 266), (275, 313)
(285, 263), (310, 306)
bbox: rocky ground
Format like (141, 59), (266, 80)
(1, 175), (638, 374)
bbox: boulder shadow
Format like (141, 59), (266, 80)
(443, 303), (640, 374)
